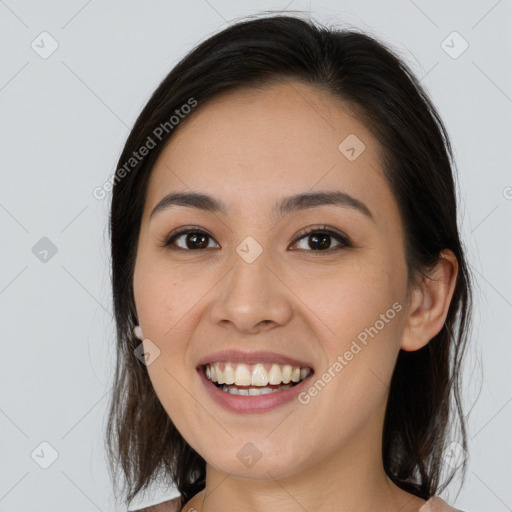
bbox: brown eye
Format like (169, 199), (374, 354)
(291, 226), (352, 252)
(164, 228), (219, 251)
(163, 225), (351, 254)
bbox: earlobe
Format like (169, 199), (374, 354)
(134, 325), (143, 340)
(400, 249), (458, 352)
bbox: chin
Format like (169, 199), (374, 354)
(201, 445), (311, 480)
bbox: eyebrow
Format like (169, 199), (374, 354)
(149, 190), (374, 222)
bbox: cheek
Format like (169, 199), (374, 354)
(295, 251), (403, 342)
(294, 251), (404, 403)
(133, 257), (196, 339)
(308, 284), (402, 385)
(133, 263), (202, 425)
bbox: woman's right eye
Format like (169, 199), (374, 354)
(164, 228), (219, 251)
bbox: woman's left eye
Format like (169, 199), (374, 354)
(163, 225), (351, 253)
(291, 226), (352, 253)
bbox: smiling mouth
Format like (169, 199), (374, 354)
(202, 362), (313, 396)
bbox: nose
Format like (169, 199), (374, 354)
(209, 251), (294, 334)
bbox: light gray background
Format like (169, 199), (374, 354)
(1, 1), (511, 511)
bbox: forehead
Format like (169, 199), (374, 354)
(144, 81), (392, 221)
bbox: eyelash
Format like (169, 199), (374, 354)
(162, 224), (352, 254)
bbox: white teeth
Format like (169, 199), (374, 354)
(215, 362), (224, 384)
(205, 362), (312, 386)
(224, 363), (235, 385)
(268, 364), (282, 385)
(251, 364), (268, 386)
(222, 384), (293, 395)
(234, 364), (252, 386)
(281, 364), (292, 384)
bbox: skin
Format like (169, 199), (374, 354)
(132, 81), (458, 512)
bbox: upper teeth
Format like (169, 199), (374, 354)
(205, 362), (312, 386)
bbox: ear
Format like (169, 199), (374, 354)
(401, 249), (458, 352)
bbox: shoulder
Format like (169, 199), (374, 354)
(419, 496), (466, 512)
(131, 496), (181, 512)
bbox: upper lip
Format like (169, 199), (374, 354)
(197, 350), (314, 370)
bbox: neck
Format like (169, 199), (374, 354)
(182, 402), (426, 512)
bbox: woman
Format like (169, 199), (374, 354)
(105, 13), (473, 512)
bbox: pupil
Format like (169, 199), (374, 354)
(187, 233), (208, 249)
(310, 233), (330, 250)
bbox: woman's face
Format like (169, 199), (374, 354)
(133, 81), (412, 479)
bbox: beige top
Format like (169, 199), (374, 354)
(132, 495), (464, 511)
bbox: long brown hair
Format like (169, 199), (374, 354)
(105, 13), (475, 510)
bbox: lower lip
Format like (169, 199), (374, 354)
(198, 367), (314, 414)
